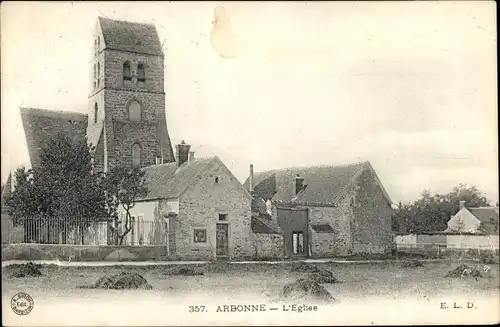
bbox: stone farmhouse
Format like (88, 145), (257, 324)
(244, 161), (394, 257)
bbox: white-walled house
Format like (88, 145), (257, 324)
(117, 142), (254, 260)
(444, 201), (499, 249)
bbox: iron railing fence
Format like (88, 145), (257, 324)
(1, 216), (168, 246)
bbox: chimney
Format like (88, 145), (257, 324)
(249, 164), (254, 193)
(188, 151), (195, 163)
(175, 140), (191, 167)
(294, 174), (304, 195)
(459, 200), (466, 210)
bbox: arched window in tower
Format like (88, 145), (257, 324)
(123, 61), (132, 81)
(94, 103), (98, 124)
(97, 62), (101, 87)
(132, 143), (141, 168)
(137, 63), (146, 82)
(128, 100), (141, 122)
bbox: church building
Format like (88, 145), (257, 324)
(14, 17), (256, 260)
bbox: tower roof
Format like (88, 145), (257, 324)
(98, 16), (164, 56)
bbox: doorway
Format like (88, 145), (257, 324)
(292, 231), (304, 255)
(216, 223), (229, 257)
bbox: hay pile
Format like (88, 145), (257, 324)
(308, 269), (341, 284)
(9, 262), (43, 278)
(400, 260), (424, 268)
(81, 272), (153, 290)
(445, 264), (482, 278)
(164, 267), (204, 276)
(280, 278), (335, 303)
(290, 262), (320, 273)
(291, 262), (340, 284)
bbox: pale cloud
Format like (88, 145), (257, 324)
(1, 1), (497, 203)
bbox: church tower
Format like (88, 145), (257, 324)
(87, 17), (175, 172)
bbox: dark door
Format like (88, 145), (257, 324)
(216, 223), (229, 256)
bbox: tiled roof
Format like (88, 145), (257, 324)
(98, 17), (163, 56)
(251, 216), (283, 234)
(20, 108), (88, 169)
(139, 157), (215, 201)
(469, 207), (499, 234)
(244, 161), (392, 206)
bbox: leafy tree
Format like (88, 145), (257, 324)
(7, 133), (107, 243)
(103, 166), (147, 245)
(392, 184), (492, 234)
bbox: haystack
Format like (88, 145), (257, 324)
(164, 267), (204, 276)
(82, 272), (153, 289)
(290, 262), (320, 273)
(307, 269), (341, 284)
(281, 278), (335, 303)
(9, 262), (42, 278)
(400, 260), (424, 268)
(445, 264), (481, 278)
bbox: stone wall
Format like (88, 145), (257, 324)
(308, 204), (353, 257)
(251, 233), (284, 259)
(351, 168), (393, 254)
(176, 159), (253, 260)
(103, 50), (164, 93)
(1, 243), (170, 262)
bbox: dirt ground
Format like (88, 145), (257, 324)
(2, 260), (499, 326)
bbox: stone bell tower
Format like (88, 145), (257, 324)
(87, 16), (175, 171)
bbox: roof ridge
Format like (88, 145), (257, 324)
(98, 16), (156, 27)
(20, 107), (87, 118)
(254, 160), (369, 175)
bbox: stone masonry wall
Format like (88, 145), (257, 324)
(104, 88), (165, 168)
(351, 169), (393, 254)
(176, 159), (253, 260)
(251, 233), (284, 259)
(308, 203), (353, 257)
(103, 50), (164, 93)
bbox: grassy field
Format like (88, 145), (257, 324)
(2, 260), (499, 326)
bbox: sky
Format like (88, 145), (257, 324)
(1, 1), (498, 203)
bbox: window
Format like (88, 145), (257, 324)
(123, 61), (132, 81)
(215, 177), (219, 183)
(94, 103), (98, 124)
(132, 143), (141, 168)
(97, 36), (100, 50)
(128, 100), (141, 122)
(137, 63), (146, 82)
(97, 62), (101, 87)
(93, 64), (96, 89)
(193, 229), (207, 243)
(219, 214), (227, 221)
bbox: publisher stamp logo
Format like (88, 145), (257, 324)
(11, 292), (34, 316)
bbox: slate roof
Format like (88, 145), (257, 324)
(251, 216), (283, 234)
(98, 17), (163, 56)
(139, 157), (215, 201)
(244, 161), (392, 206)
(469, 207), (499, 234)
(20, 108), (88, 169)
